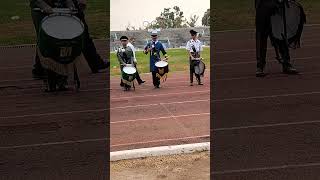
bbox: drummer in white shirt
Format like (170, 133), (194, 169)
(127, 37), (145, 85)
(186, 29), (203, 86)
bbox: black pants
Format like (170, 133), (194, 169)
(256, 0), (292, 69)
(152, 71), (160, 87)
(190, 60), (201, 83)
(134, 64), (143, 83)
(76, 11), (105, 72)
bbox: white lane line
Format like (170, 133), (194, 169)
(110, 142), (210, 161)
(111, 135), (210, 148)
(111, 113), (210, 124)
(214, 91), (320, 103)
(214, 119), (320, 132)
(213, 56), (320, 66)
(111, 99), (209, 110)
(0, 99), (209, 119)
(213, 162), (320, 175)
(0, 138), (107, 150)
(111, 90), (209, 100)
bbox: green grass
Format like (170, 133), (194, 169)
(110, 47), (210, 76)
(0, 0), (107, 45)
(214, 0), (320, 31)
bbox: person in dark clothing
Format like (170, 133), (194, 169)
(31, 0), (109, 79)
(255, 0), (298, 77)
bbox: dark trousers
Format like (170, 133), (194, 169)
(256, 1), (292, 69)
(152, 71), (160, 87)
(76, 11), (105, 72)
(190, 60), (200, 83)
(134, 64), (143, 83)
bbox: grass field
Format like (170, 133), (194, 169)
(110, 47), (210, 76)
(0, 0), (107, 45)
(214, 0), (320, 31)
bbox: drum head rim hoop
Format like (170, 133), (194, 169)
(41, 15), (84, 40)
(155, 60), (168, 68)
(123, 66), (137, 74)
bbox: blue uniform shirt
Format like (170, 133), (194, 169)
(144, 40), (167, 72)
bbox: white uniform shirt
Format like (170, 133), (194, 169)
(186, 39), (203, 53)
(127, 42), (137, 62)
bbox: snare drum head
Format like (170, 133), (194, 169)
(123, 66), (136, 74)
(41, 15), (84, 39)
(155, 61), (168, 68)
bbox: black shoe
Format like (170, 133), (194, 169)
(92, 59), (110, 73)
(190, 82), (193, 86)
(154, 85), (160, 88)
(256, 68), (266, 77)
(138, 80), (145, 85)
(198, 82), (203, 85)
(283, 66), (299, 74)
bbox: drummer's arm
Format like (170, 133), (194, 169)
(66, 0), (76, 9)
(143, 44), (150, 55)
(30, 0), (52, 12)
(117, 52), (125, 66)
(160, 44), (168, 59)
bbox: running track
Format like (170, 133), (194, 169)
(212, 25), (320, 179)
(0, 41), (108, 179)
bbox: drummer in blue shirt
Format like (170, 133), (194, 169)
(144, 30), (168, 88)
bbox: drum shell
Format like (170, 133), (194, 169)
(38, 15), (84, 64)
(122, 66), (137, 82)
(155, 60), (169, 77)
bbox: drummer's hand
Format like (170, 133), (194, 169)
(134, 59), (137, 64)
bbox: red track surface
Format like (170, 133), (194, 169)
(0, 41), (108, 179)
(212, 25), (320, 179)
(110, 71), (210, 151)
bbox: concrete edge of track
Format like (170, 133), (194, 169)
(110, 142), (210, 162)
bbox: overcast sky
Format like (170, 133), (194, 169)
(110, 0), (210, 31)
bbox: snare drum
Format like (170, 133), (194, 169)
(155, 60), (169, 80)
(194, 60), (205, 76)
(38, 14), (84, 64)
(122, 64), (137, 83)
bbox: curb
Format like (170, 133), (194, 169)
(110, 142), (210, 162)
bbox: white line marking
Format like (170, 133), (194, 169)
(111, 90), (209, 100)
(0, 138), (107, 150)
(214, 119), (320, 132)
(213, 162), (320, 175)
(213, 56), (320, 66)
(110, 142), (210, 161)
(111, 135), (210, 148)
(214, 91), (320, 103)
(111, 99), (209, 110)
(111, 113), (210, 124)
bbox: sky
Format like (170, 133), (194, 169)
(110, 0), (210, 31)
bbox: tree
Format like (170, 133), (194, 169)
(146, 6), (187, 29)
(187, 15), (199, 27)
(202, 9), (210, 26)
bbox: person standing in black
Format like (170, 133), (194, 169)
(255, 0), (298, 77)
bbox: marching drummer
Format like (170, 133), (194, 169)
(255, 0), (299, 77)
(128, 37), (145, 85)
(186, 29), (203, 86)
(29, 0), (76, 79)
(117, 36), (135, 91)
(144, 30), (168, 89)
